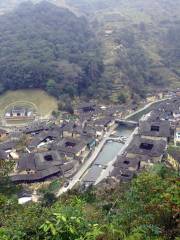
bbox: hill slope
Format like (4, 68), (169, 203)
(0, 1), (103, 98)
(0, 0), (179, 101)
(67, 0), (180, 101)
(0, 164), (179, 239)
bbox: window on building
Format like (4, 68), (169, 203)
(140, 143), (153, 150)
(83, 106), (95, 113)
(44, 155), (53, 161)
(65, 141), (76, 147)
(151, 125), (160, 132)
(121, 173), (130, 178)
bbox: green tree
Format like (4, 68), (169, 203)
(118, 92), (128, 104)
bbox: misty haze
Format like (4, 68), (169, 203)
(0, 1), (179, 240)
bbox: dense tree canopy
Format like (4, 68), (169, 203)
(1, 0), (179, 101)
(67, 0), (180, 100)
(160, 24), (180, 75)
(0, 164), (179, 240)
(0, 1), (103, 98)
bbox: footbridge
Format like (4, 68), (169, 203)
(115, 119), (138, 127)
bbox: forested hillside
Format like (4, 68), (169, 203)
(0, 0), (180, 101)
(0, 164), (179, 239)
(0, 0), (72, 14)
(67, 0), (180, 101)
(0, 1), (103, 98)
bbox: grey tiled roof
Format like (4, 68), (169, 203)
(11, 166), (62, 183)
(126, 135), (167, 157)
(0, 140), (17, 151)
(111, 168), (134, 181)
(17, 151), (64, 171)
(53, 137), (87, 155)
(139, 120), (170, 138)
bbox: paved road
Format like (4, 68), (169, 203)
(125, 98), (168, 120)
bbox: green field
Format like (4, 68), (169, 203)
(0, 89), (58, 118)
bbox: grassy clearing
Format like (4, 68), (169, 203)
(0, 89), (58, 117)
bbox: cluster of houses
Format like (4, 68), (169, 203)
(1, 97), (180, 186)
(0, 102), (119, 184)
(111, 97), (180, 181)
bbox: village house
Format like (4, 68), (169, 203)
(0, 140), (19, 160)
(139, 120), (170, 141)
(104, 106), (121, 118)
(61, 122), (83, 138)
(83, 123), (104, 140)
(23, 122), (49, 135)
(52, 137), (88, 161)
(114, 155), (141, 172)
(16, 151), (63, 172)
(28, 130), (61, 151)
(11, 150), (74, 183)
(111, 168), (134, 181)
(94, 117), (115, 131)
(5, 107), (34, 119)
(11, 166), (62, 183)
(9, 131), (23, 141)
(145, 109), (163, 122)
(160, 98), (180, 120)
(126, 135), (167, 163)
(75, 102), (96, 115)
(74, 102), (96, 120)
(82, 124), (96, 138)
(75, 102), (104, 122)
(0, 140), (18, 153)
(146, 98), (180, 124)
(173, 110), (180, 121)
(110, 154), (141, 181)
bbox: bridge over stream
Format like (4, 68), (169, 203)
(115, 119), (138, 127)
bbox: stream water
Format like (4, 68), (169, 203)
(82, 100), (166, 184)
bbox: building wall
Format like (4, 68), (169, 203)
(63, 131), (73, 138)
(142, 135), (167, 141)
(126, 153), (162, 163)
(72, 132), (81, 138)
